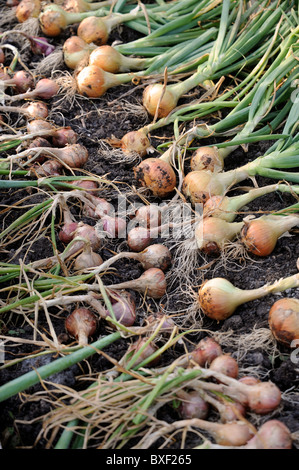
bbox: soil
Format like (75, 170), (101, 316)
(0, 0), (298, 451)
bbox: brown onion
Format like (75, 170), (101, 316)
(120, 129), (151, 158)
(195, 217), (244, 255)
(142, 83), (178, 118)
(209, 354), (239, 380)
(75, 64), (129, 98)
(11, 70), (34, 93)
(190, 146), (224, 172)
(89, 45), (147, 73)
(65, 307), (98, 345)
(103, 290), (136, 327)
(106, 268), (167, 299)
(124, 337), (160, 367)
(74, 243), (103, 271)
(190, 336), (222, 367)
(52, 127), (77, 147)
(63, 36), (95, 69)
(16, 0), (41, 22)
(31, 159), (63, 177)
(268, 298), (299, 347)
(27, 119), (53, 134)
(7, 78), (59, 103)
(134, 158), (176, 197)
(238, 376), (260, 386)
(24, 102), (49, 119)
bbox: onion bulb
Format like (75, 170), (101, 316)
(190, 336), (222, 367)
(74, 242), (103, 271)
(103, 290), (136, 327)
(127, 226), (152, 252)
(209, 354), (239, 379)
(124, 337), (160, 367)
(197, 273), (299, 321)
(7, 78), (59, 103)
(89, 45), (147, 73)
(195, 217), (244, 255)
(142, 83), (178, 118)
(76, 64), (131, 98)
(134, 158), (176, 197)
(16, 0), (41, 22)
(178, 391), (209, 420)
(120, 129), (151, 158)
(190, 146), (224, 173)
(0, 102), (48, 120)
(65, 307), (98, 345)
(241, 214), (299, 257)
(268, 298), (299, 347)
(187, 419), (254, 447)
(52, 127), (77, 147)
(245, 420), (292, 449)
(28, 144), (88, 168)
(58, 208), (78, 244)
(63, 36), (96, 69)
(106, 268), (167, 299)
(238, 376), (260, 386)
(135, 204), (162, 229)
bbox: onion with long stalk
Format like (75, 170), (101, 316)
(0, 102), (49, 120)
(3, 78), (59, 103)
(198, 271), (299, 321)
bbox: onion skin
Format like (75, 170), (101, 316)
(240, 381), (281, 415)
(135, 204), (162, 229)
(268, 298), (299, 347)
(125, 337), (160, 367)
(142, 83), (178, 118)
(104, 290), (136, 327)
(16, 0), (41, 22)
(139, 244), (172, 271)
(27, 119), (53, 134)
(209, 354), (239, 380)
(212, 422), (254, 446)
(182, 170), (227, 205)
(59, 222), (79, 244)
(191, 336), (222, 367)
(76, 65), (114, 98)
(25, 102), (49, 120)
(121, 130), (151, 158)
(12, 71), (34, 93)
(34, 78), (59, 99)
(134, 158), (176, 197)
(63, 36), (93, 70)
(77, 16), (109, 45)
(89, 45), (124, 73)
(39, 9), (68, 37)
(190, 146), (224, 172)
(58, 144), (89, 168)
(238, 376), (260, 386)
(65, 307), (98, 345)
(195, 217), (243, 255)
(31, 159), (63, 177)
(219, 401), (246, 423)
(52, 127), (77, 147)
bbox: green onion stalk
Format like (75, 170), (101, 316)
(140, 0), (296, 119)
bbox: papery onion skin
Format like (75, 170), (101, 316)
(191, 336), (222, 367)
(213, 422), (254, 447)
(77, 16), (109, 45)
(39, 9), (68, 37)
(241, 218), (278, 257)
(219, 401), (246, 423)
(244, 381), (281, 415)
(27, 119), (53, 134)
(238, 376), (260, 386)
(127, 226), (152, 252)
(134, 158), (176, 197)
(52, 127), (77, 147)
(63, 36), (92, 69)
(16, 0), (41, 22)
(76, 65), (109, 98)
(59, 222), (79, 244)
(74, 249), (103, 271)
(126, 337), (160, 367)
(245, 420), (292, 449)
(139, 244), (172, 271)
(31, 159), (62, 177)
(198, 278), (240, 321)
(182, 170), (226, 205)
(59, 144), (89, 168)
(135, 204), (162, 229)
(12, 70), (34, 93)
(34, 78), (59, 99)
(190, 146), (224, 172)
(25, 101), (49, 120)
(143, 83), (178, 118)
(105, 290), (136, 327)
(89, 45), (123, 73)
(268, 298), (299, 347)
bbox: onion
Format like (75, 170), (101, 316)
(83, 195), (113, 217)
(197, 274), (299, 321)
(16, 0), (41, 22)
(27, 144), (88, 168)
(106, 268), (167, 299)
(177, 390), (209, 420)
(64, 0), (113, 13)
(11, 71), (34, 93)
(65, 307), (98, 345)
(71, 180), (99, 192)
(195, 217), (244, 255)
(73, 223), (102, 251)
(74, 243), (103, 271)
(127, 226), (152, 252)
(76, 16), (114, 45)
(120, 129), (151, 158)
(0, 102), (49, 120)
(245, 420), (292, 449)
(142, 83), (178, 118)
(238, 376), (260, 386)
(190, 146), (224, 172)
(103, 290), (136, 327)
(52, 127), (77, 147)
(186, 419), (254, 447)
(134, 244), (172, 271)
(63, 36), (96, 69)
(31, 159), (63, 177)
(241, 214), (299, 257)
(268, 298), (299, 347)
(89, 45), (147, 73)
(124, 337), (160, 367)
(190, 336), (222, 367)
(135, 204), (162, 229)
(0, 49), (5, 64)
(28, 137), (51, 150)
(58, 208), (78, 244)
(201, 391), (245, 423)
(96, 213), (127, 238)
(134, 158), (177, 197)
(75, 64), (131, 98)
(7, 78), (59, 103)
(27, 119), (53, 134)
(209, 354), (239, 380)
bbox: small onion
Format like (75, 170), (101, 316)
(120, 129), (151, 157)
(124, 337), (160, 367)
(106, 268), (167, 299)
(77, 16), (110, 45)
(7, 78), (59, 103)
(178, 391), (209, 420)
(134, 158), (177, 197)
(190, 146), (224, 172)
(11, 70), (34, 93)
(63, 36), (95, 70)
(74, 245), (103, 271)
(97, 214), (127, 238)
(104, 290), (136, 327)
(58, 208), (78, 244)
(209, 354), (239, 380)
(31, 159), (63, 177)
(135, 204), (162, 229)
(142, 83), (178, 118)
(127, 226), (152, 252)
(24, 101), (49, 120)
(27, 119), (53, 134)
(238, 376), (260, 386)
(75, 64), (128, 98)
(190, 336), (222, 367)
(52, 127), (77, 147)
(16, 0), (41, 22)
(268, 298), (299, 347)
(195, 217), (244, 255)
(65, 307), (98, 345)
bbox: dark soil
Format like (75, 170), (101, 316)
(0, 0), (298, 450)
